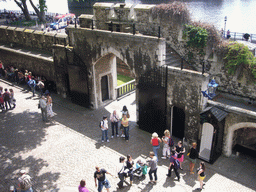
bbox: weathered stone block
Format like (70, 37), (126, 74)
(79, 14), (94, 28)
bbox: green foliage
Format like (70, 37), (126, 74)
(224, 42), (256, 79)
(38, 0), (47, 12)
(117, 74), (134, 86)
(183, 24), (208, 55)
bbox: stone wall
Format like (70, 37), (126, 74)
(0, 46), (54, 82)
(0, 25), (68, 52)
(166, 66), (209, 142)
(67, 25), (165, 108)
(90, 2), (256, 100)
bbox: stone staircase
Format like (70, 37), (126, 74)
(165, 46), (183, 68)
(164, 46), (195, 71)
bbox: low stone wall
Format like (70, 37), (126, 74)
(0, 25), (68, 52)
(0, 46), (55, 82)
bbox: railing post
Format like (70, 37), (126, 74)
(91, 20), (94, 30)
(158, 26), (160, 38)
(75, 17), (77, 28)
(234, 32), (236, 41)
(202, 60), (205, 74)
(111, 21), (113, 32)
(181, 57), (184, 70)
(133, 23), (135, 35)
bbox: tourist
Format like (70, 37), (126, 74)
(161, 129), (170, 159)
(110, 110), (120, 138)
(9, 88), (16, 108)
(28, 77), (36, 97)
(116, 156), (126, 189)
(46, 92), (54, 117)
(166, 149), (180, 181)
(39, 96), (48, 122)
(37, 79), (45, 96)
(197, 162), (206, 191)
(150, 132), (162, 161)
(0, 60), (4, 77)
(243, 33), (250, 41)
(125, 154), (134, 185)
(3, 88), (11, 110)
(100, 116), (109, 142)
(121, 105), (130, 137)
(0, 93), (4, 111)
(175, 141), (185, 170)
(147, 151), (158, 184)
(94, 166), (112, 192)
(78, 179), (89, 192)
(17, 170), (33, 192)
(227, 30), (231, 39)
(121, 114), (129, 142)
(188, 142), (199, 174)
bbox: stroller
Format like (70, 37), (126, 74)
(133, 159), (148, 178)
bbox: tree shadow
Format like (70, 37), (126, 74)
(0, 110), (60, 191)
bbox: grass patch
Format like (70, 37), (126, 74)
(117, 74), (134, 86)
(9, 20), (43, 27)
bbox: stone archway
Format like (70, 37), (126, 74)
(224, 122), (256, 157)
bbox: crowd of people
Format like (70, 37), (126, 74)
(0, 61), (55, 94)
(1, 62), (205, 191)
(95, 105), (206, 192)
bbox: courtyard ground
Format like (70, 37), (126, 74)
(0, 78), (256, 192)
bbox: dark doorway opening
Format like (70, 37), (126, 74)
(172, 106), (185, 139)
(67, 65), (89, 107)
(101, 75), (109, 101)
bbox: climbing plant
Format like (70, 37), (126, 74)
(224, 42), (256, 79)
(183, 24), (208, 56)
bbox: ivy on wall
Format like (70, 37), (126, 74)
(224, 42), (256, 80)
(183, 24), (208, 56)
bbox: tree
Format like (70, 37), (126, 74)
(14, 0), (32, 21)
(29, 0), (47, 22)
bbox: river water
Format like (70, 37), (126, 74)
(1, 0), (255, 34)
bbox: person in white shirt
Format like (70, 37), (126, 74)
(101, 116), (109, 142)
(116, 156), (126, 189)
(39, 96), (48, 122)
(110, 110), (120, 138)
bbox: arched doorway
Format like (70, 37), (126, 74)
(224, 122), (256, 157)
(171, 106), (185, 139)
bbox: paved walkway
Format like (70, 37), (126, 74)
(0, 78), (256, 192)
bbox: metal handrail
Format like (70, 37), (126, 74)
(116, 79), (135, 98)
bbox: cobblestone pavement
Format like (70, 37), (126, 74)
(0, 79), (256, 192)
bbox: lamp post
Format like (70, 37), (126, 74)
(224, 16), (227, 38)
(201, 78), (219, 100)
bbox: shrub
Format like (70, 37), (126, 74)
(224, 42), (256, 79)
(152, 1), (190, 25)
(183, 24), (208, 56)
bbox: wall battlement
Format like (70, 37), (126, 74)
(0, 25), (68, 52)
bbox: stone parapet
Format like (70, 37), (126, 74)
(0, 25), (68, 52)
(78, 14), (94, 28)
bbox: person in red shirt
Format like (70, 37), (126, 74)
(150, 132), (162, 161)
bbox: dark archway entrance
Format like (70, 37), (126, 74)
(172, 106), (185, 139)
(138, 66), (168, 137)
(101, 75), (109, 101)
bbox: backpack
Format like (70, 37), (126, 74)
(169, 137), (174, 147)
(99, 120), (104, 128)
(20, 175), (32, 190)
(174, 159), (180, 169)
(29, 80), (35, 87)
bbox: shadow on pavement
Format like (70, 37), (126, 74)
(0, 110), (60, 191)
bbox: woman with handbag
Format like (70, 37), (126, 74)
(175, 141), (185, 170)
